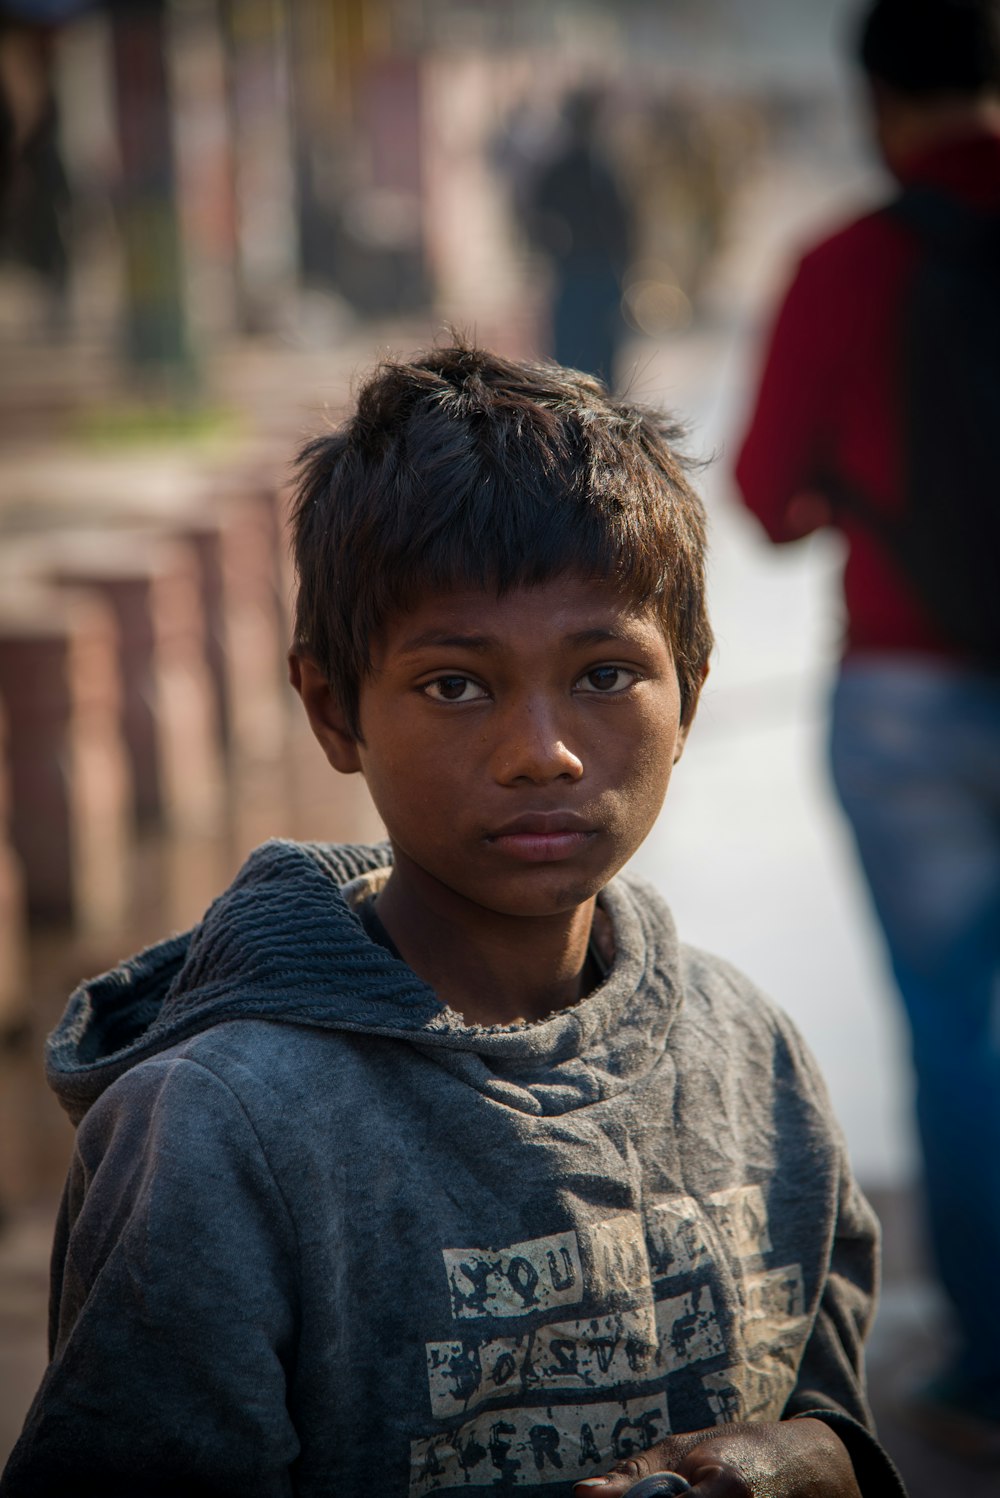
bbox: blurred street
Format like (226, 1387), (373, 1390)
(1, 1), (996, 1492)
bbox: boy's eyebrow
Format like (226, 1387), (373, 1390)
(395, 625), (640, 657)
(395, 630), (496, 656)
(567, 627), (630, 646)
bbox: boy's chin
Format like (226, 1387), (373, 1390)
(450, 865), (615, 922)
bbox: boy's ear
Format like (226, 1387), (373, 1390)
(288, 649), (363, 775)
(674, 661), (709, 764)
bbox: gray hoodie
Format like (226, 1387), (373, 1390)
(1, 840), (905, 1497)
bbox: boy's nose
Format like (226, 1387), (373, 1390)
(491, 700), (584, 785)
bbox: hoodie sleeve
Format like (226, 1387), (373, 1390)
(1, 1055), (301, 1498)
(776, 1048), (909, 1498)
(784, 1164), (880, 1426)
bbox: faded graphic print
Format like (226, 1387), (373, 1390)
(410, 1190), (811, 1493)
(410, 1394), (668, 1497)
(443, 1232), (584, 1321)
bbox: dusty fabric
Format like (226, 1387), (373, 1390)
(2, 839), (905, 1496)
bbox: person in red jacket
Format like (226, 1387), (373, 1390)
(735, 0), (1000, 1456)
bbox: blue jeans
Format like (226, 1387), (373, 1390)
(830, 658), (1000, 1385)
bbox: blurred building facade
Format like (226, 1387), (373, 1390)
(1, 0), (851, 380)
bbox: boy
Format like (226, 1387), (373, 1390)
(2, 347), (905, 1496)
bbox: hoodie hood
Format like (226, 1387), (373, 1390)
(47, 838), (683, 1125)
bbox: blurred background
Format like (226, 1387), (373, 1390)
(0, 0), (984, 1491)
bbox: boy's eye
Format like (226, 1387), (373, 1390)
(423, 675), (488, 703)
(577, 666), (637, 694)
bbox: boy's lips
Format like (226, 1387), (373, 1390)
(485, 812), (596, 863)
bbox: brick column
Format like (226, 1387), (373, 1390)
(0, 589), (129, 928)
(48, 534), (223, 832)
(0, 700), (26, 1031)
(180, 483), (290, 764)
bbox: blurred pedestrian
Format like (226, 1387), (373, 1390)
(525, 88), (632, 384)
(734, 0), (1000, 1457)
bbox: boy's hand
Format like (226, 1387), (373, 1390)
(573, 1418), (863, 1497)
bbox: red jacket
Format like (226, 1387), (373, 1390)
(734, 129), (1000, 660)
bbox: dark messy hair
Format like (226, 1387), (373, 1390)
(290, 343), (713, 736)
(857, 0), (1000, 97)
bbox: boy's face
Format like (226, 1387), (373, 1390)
(294, 574), (697, 923)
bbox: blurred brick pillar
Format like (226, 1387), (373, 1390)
(181, 482), (290, 764)
(0, 700), (26, 1029)
(0, 590), (129, 929)
(49, 535), (223, 832)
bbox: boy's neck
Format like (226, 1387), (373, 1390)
(372, 854), (605, 1026)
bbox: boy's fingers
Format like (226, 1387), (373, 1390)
(573, 1481), (707, 1497)
(574, 1459), (748, 1497)
(575, 1467), (693, 1496)
(574, 1471), (641, 1494)
(572, 1428), (733, 1497)
(618, 1475), (694, 1496)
